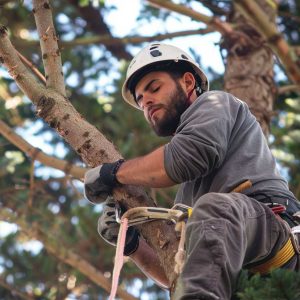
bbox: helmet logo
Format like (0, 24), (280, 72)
(150, 50), (162, 57)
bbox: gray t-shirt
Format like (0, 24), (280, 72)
(164, 91), (299, 213)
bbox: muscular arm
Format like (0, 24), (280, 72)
(116, 146), (176, 188)
(129, 238), (170, 289)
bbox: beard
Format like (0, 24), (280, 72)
(150, 82), (189, 137)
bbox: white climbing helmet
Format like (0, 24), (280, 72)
(122, 43), (209, 109)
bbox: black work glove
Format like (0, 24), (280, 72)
(98, 197), (140, 256)
(84, 159), (125, 204)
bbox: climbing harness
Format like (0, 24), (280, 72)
(109, 180), (252, 299)
(249, 203), (300, 275)
(108, 179), (300, 298)
(109, 204), (192, 300)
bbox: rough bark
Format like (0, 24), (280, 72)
(235, 0), (300, 85)
(0, 24), (179, 296)
(32, 0), (66, 96)
(222, 1), (277, 135)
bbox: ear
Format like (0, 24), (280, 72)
(182, 72), (195, 93)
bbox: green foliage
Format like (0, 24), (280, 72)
(272, 93), (300, 198)
(0, 0), (299, 299)
(236, 269), (300, 300)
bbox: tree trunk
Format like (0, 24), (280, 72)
(222, 0), (277, 136)
(0, 25), (179, 297)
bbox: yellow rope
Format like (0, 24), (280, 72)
(250, 238), (295, 275)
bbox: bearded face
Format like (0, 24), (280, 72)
(135, 71), (194, 137)
(149, 81), (188, 136)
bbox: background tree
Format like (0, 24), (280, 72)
(0, 0), (299, 299)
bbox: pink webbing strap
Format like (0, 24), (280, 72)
(109, 217), (129, 300)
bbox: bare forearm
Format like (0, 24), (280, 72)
(116, 146), (175, 188)
(130, 238), (170, 289)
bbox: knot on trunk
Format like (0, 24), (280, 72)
(37, 96), (55, 119)
(0, 25), (8, 37)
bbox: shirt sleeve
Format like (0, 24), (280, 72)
(164, 91), (245, 183)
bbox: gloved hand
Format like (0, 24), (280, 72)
(84, 159), (125, 204)
(98, 197), (140, 256)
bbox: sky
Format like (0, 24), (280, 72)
(105, 0), (224, 71)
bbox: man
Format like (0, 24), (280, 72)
(84, 43), (300, 299)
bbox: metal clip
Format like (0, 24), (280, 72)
(291, 225), (300, 235)
(293, 211), (300, 224)
(172, 203), (192, 213)
(120, 207), (186, 227)
(291, 225), (300, 254)
(115, 202), (122, 224)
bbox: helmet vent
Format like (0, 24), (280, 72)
(150, 50), (162, 57)
(181, 54), (189, 60)
(150, 45), (158, 50)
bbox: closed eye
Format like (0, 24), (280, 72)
(135, 79), (161, 108)
(152, 86), (160, 93)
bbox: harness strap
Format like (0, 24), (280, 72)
(249, 238), (295, 275)
(249, 204), (297, 275)
(109, 217), (128, 300)
(109, 206), (189, 299)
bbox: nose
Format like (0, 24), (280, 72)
(139, 94), (154, 110)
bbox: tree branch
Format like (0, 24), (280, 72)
(68, 0), (132, 60)
(0, 23), (179, 289)
(234, 0), (300, 85)
(0, 277), (34, 300)
(32, 0), (66, 96)
(0, 25), (120, 166)
(0, 25), (47, 101)
(278, 11), (300, 24)
(0, 209), (138, 300)
(17, 50), (46, 84)
(147, 0), (233, 35)
(278, 85), (300, 95)
(0, 119), (85, 179)
(199, 0), (228, 16)
(13, 28), (215, 49)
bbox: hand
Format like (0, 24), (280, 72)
(84, 165), (110, 204)
(98, 197), (140, 256)
(84, 159), (125, 204)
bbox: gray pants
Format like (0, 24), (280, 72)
(174, 193), (297, 300)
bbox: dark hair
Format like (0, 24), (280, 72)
(127, 60), (201, 99)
